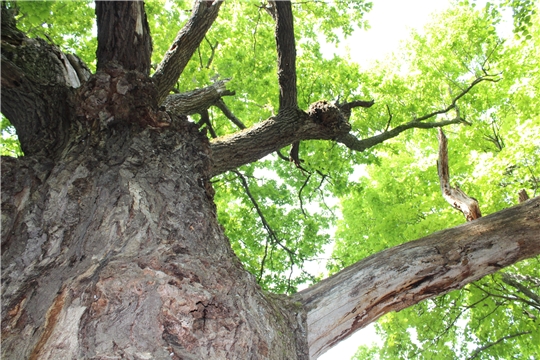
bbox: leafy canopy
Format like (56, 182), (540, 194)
(1, 1), (539, 357)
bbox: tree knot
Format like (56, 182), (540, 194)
(307, 100), (350, 132)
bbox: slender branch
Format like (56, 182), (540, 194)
(152, 0), (223, 104)
(299, 173), (312, 217)
(214, 99), (246, 129)
(501, 272), (540, 306)
(270, 0), (298, 110)
(198, 109), (217, 139)
(337, 117), (463, 152)
(467, 331), (531, 360)
(233, 170), (296, 258)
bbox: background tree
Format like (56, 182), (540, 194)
(1, 1), (539, 359)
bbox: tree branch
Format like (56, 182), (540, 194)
(467, 331), (532, 360)
(337, 117), (464, 152)
(162, 79), (233, 116)
(0, 6), (90, 157)
(214, 99), (246, 129)
(152, 0), (223, 104)
(500, 272), (540, 306)
(95, 1), (152, 74)
(295, 197), (540, 359)
(437, 128), (482, 221)
(270, 1), (298, 110)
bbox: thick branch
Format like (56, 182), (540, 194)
(270, 1), (298, 110)
(95, 1), (152, 73)
(152, 0), (223, 104)
(210, 103), (351, 177)
(162, 79), (233, 116)
(1, 7), (90, 157)
(295, 197), (540, 359)
(437, 128), (482, 221)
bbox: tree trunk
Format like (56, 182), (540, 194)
(2, 2), (540, 359)
(0, 115), (307, 360)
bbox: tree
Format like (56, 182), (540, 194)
(1, 1), (539, 359)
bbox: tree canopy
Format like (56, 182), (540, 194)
(1, 0), (539, 358)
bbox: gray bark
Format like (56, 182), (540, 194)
(295, 196), (540, 358)
(2, 2), (540, 360)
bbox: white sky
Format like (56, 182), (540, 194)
(317, 1), (452, 359)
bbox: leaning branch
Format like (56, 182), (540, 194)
(437, 128), (482, 221)
(295, 197), (540, 359)
(152, 0), (223, 104)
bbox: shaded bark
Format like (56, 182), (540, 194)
(270, 0), (298, 111)
(1, 117), (308, 360)
(0, 7), (90, 158)
(95, 1), (153, 74)
(295, 197), (540, 359)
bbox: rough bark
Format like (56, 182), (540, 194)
(270, 0), (298, 111)
(2, 2), (540, 360)
(0, 7), (90, 158)
(1, 117), (308, 360)
(152, 0), (223, 104)
(296, 197), (540, 359)
(95, 1), (153, 74)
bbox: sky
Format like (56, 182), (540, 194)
(316, 1), (452, 358)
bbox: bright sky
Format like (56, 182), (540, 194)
(317, 1), (452, 358)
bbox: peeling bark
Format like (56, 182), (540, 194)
(437, 128), (482, 221)
(296, 197), (540, 359)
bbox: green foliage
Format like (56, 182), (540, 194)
(331, 2), (540, 358)
(1, 115), (23, 157)
(10, 0), (96, 69)
(3, 1), (540, 356)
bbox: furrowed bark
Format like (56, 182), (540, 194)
(153, 0), (223, 104)
(295, 197), (540, 359)
(95, 1), (152, 74)
(270, 0), (298, 110)
(0, 7), (90, 158)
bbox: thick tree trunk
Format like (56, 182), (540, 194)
(2, 2), (540, 359)
(1, 116), (307, 360)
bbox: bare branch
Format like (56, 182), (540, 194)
(214, 99), (246, 129)
(295, 197), (540, 359)
(198, 109), (217, 139)
(152, 0), (223, 104)
(233, 170), (296, 268)
(437, 128), (482, 221)
(337, 117), (463, 152)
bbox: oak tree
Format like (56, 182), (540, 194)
(1, 1), (539, 359)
